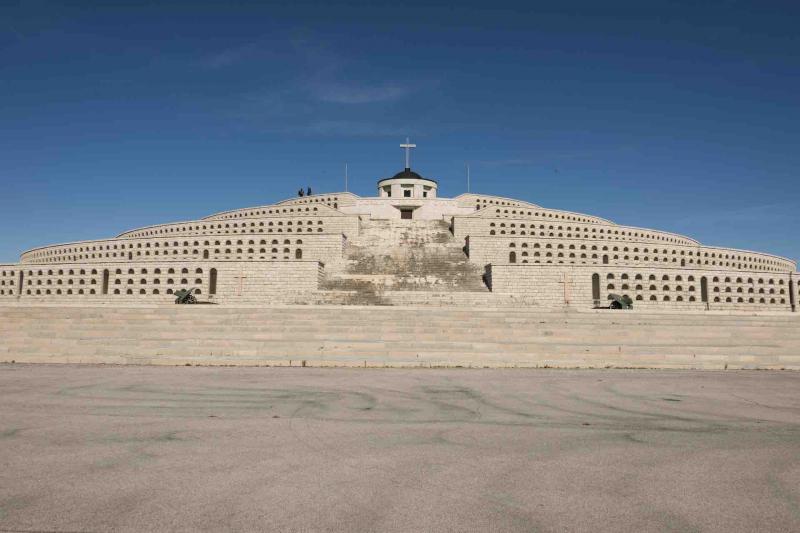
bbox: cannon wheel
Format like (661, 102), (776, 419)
(609, 300), (623, 310)
(185, 294), (197, 304)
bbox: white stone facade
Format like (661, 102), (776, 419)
(376, 176), (438, 199)
(2, 172), (797, 313)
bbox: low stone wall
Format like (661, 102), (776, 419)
(0, 261), (323, 304)
(489, 264), (795, 312)
(1, 305), (798, 369)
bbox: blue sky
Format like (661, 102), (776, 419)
(1, 1), (798, 264)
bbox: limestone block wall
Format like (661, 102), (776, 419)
(116, 215), (358, 239)
(471, 203), (612, 225)
(203, 198), (348, 220)
(489, 264), (794, 312)
(21, 234), (346, 266)
(275, 193), (358, 210)
(0, 261), (322, 304)
(339, 198), (473, 221)
(275, 192), (360, 209)
(489, 264), (593, 308)
(207, 261), (323, 304)
(0, 265), (19, 298)
(455, 217), (695, 247)
(453, 202), (794, 273)
(453, 193), (540, 210)
(465, 235), (794, 274)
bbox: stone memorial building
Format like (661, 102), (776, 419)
(2, 141), (798, 369)
(2, 141), (796, 313)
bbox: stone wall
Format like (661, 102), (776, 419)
(0, 261), (322, 304)
(453, 193), (541, 210)
(465, 234), (793, 274)
(489, 264), (795, 312)
(21, 234), (346, 266)
(115, 215), (357, 239)
(463, 198), (612, 224)
(0, 265), (19, 298)
(207, 193), (358, 219)
(339, 198), (473, 221)
(203, 200), (345, 220)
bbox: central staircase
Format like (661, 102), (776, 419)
(314, 219), (490, 305)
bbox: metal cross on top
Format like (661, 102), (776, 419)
(400, 137), (416, 169)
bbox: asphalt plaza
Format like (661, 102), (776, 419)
(1, 364), (798, 532)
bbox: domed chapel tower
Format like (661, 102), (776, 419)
(376, 138), (438, 218)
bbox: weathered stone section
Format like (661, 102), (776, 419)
(1, 305), (798, 369)
(208, 261), (322, 304)
(318, 219), (487, 304)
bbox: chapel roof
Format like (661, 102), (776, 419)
(387, 168), (437, 183)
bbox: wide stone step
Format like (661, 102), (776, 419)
(1, 306), (798, 323)
(0, 306), (800, 368)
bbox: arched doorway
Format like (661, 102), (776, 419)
(209, 268), (218, 296)
(701, 276), (709, 309)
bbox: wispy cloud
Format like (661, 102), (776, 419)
(300, 120), (407, 137)
(200, 43), (263, 69)
(475, 158), (540, 167)
(474, 145), (640, 168)
(202, 31), (427, 105)
(201, 31), (435, 137)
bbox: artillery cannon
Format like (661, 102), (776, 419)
(173, 288), (198, 305)
(606, 293), (633, 310)
(173, 287), (216, 305)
